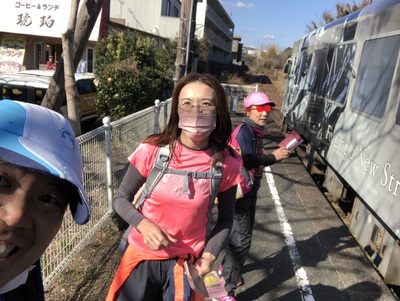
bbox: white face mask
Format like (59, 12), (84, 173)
(178, 111), (217, 142)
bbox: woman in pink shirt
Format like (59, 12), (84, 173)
(107, 73), (241, 301)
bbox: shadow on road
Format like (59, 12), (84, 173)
(237, 226), (385, 300)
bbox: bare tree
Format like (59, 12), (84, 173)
(306, 0), (373, 32)
(41, 0), (104, 117)
(63, 0), (81, 135)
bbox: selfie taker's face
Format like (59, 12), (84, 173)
(0, 163), (67, 286)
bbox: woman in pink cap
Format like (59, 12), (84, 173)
(218, 92), (290, 300)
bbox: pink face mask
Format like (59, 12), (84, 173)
(178, 111), (217, 142)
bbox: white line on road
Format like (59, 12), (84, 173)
(264, 166), (315, 301)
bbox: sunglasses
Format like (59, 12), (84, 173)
(246, 104), (272, 113)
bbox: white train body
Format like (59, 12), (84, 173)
(282, 0), (400, 286)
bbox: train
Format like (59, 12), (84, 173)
(281, 0), (400, 287)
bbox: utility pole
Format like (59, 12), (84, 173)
(174, 0), (190, 85)
(185, 0), (197, 75)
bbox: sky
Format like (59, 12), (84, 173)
(219, 0), (346, 50)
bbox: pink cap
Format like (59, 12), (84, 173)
(244, 92), (275, 108)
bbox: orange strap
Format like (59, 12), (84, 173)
(106, 244), (149, 301)
(106, 245), (205, 301)
(174, 257), (185, 300)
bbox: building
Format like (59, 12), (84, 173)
(194, 0), (234, 64)
(0, 0), (234, 74)
(109, 0), (235, 65)
(231, 35), (243, 65)
(243, 45), (261, 58)
(0, 1), (108, 73)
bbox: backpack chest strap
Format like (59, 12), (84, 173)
(164, 168), (222, 195)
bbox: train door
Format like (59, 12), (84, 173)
(282, 39), (303, 117)
(293, 36), (335, 146)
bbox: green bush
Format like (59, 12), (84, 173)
(94, 30), (176, 119)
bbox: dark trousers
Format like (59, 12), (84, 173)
(117, 258), (191, 301)
(221, 190), (258, 294)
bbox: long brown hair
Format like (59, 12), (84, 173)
(145, 73), (232, 165)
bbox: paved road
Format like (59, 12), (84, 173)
(219, 114), (398, 301)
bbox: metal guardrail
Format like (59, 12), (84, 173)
(41, 83), (257, 289)
(41, 99), (172, 289)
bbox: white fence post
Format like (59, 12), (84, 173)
(103, 116), (114, 211)
(154, 99), (160, 134)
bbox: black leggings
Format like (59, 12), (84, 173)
(221, 190), (258, 294)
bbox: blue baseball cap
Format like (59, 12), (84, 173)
(0, 100), (90, 224)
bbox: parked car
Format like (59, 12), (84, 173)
(0, 70), (98, 123)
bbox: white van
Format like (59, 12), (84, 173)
(0, 70), (98, 122)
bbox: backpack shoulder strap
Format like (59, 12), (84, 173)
(230, 123), (244, 150)
(231, 123), (255, 154)
(119, 143), (172, 255)
(205, 145), (223, 237)
(231, 123), (254, 148)
(209, 144), (223, 205)
(136, 144), (171, 210)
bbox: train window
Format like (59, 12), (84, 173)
(294, 38), (310, 86)
(307, 48), (333, 98)
(351, 35), (400, 118)
(294, 50), (309, 86)
(307, 52), (319, 90)
(325, 43), (357, 104)
(343, 22), (357, 41)
(343, 10), (360, 41)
